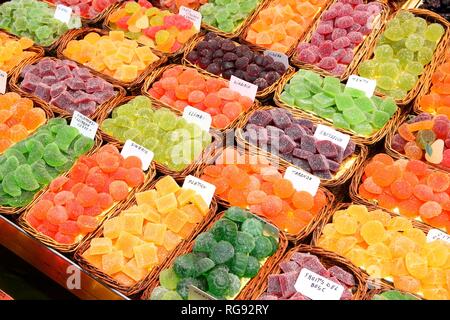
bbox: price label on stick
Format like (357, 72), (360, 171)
(314, 124), (350, 150)
(121, 140), (154, 171)
(183, 106), (211, 131)
(179, 6), (202, 30)
(283, 166), (319, 196)
(229, 75), (258, 101)
(345, 75), (376, 98)
(427, 229), (450, 244)
(54, 4), (72, 24)
(295, 268), (345, 300)
(70, 111), (98, 140)
(0, 70), (6, 94)
(182, 175), (215, 206)
(264, 50), (289, 68)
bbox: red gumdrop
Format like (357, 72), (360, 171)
(116, 16), (130, 30)
(99, 144), (120, 155)
(97, 153), (121, 173)
(109, 180), (129, 201)
(71, 182), (85, 197)
(125, 167), (145, 187)
(49, 176), (69, 193)
(84, 206), (102, 217)
(77, 215), (97, 233)
(54, 232), (75, 244)
(86, 171), (108, 193)
(98, 193), (114, 210)
(110, 167), (129, 181)
(47, 205), (69, 225)
(59, 221), (81, 236)
(78, 155), (97, 169)
(69, 162), (89, 183)
(27, 214), (41, 228)
(66, 199), (85, 220)
(122, 156), (142, 169)
(54, 191), (75, 206)
(36, 223), (56, 238)
(29, 199), (53, 220)
(41, 192), (56, 202)
(76, 186), (99, 207)
(62, 179), (76, 192)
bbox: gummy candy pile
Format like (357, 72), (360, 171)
(0, 34), (36, 73)
(359, 154), (450, 232)
(296, 0), (381, 76)
(199, 0), (261, 34)
(154, 0), (207, 12)
(358, 10), (445, 99)
(26, 145), (145, 244)
(245, 0), (325, 53)
(82, 176), (210, 285)
(20, 58), (117, 117)
(0, 92), (47, 153)
(151, 207), (278, 300)
(259, 252), (355, 300)
(148, 65), (253, 129)
(200, 147), (328, 234)
(317, 204), (450, 299)
(372, 290), (419, 300)
(391, 113), (450, 169)
(0, 118), (94, 208)
(0, 0), (82, 46)
(418, 52), (450, 117)
(101, 96), (211, 171)
(62, 31), (160, 82)
(280, 70), (398, 136)
(186, 33), (287, 91)
(243, 108), (356, 178)
(107, 1), (197, 53)
(46, 0), (118, 19)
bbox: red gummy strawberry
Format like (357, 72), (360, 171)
(171, 41), (182, 52)
(138, 0), (153, 8)
(116, 16), (130, 30)
(144, 26), (165, 39)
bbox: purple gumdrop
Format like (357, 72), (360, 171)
(318, 57), (338, 71)
(316, 140), (338, 158)
(248, 110), (273, 126)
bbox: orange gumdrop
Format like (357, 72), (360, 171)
(272, 178), (295, 199)
(405, 159), (428, 176)
(390, 179), (413, 200)
(212, 114), (230, 129)
(364, 160), (384, 176)
(427, 171), (450, 192)
(372, 164), (400, 187)
(122, 156), (142, 169)
(398, 123), (416, 141)
(21, 108), (46, 131)
(377, 193), (398, 210)
(261, 195), (283, 217)
(247, 190), (267, 204)
(125, 168), (144, 187)
(291, 191), (314, 210)
(203, 165), (223, 178)
(372, 153), (395, 165)
(8, 124), (29, 142)
(398, 198), (422, 218)
(212, 178), (229, 195)
(0, 138), (12, 153)
(109, 180), (129, 201)
(311, 189), (327, 213)
(227, 188), (248, 207)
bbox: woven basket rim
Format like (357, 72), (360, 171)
(74, 177), (219, 297)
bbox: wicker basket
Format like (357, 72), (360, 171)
(182, 33), (295, 100)
(141, 210), (289, 300)
(73, 176), (218, 296)
(0, 117), (103, 216)
(142, 63), (260, 131)
(274, 71), (405, 145)
(311, 202), (436, 298)
(56, 27), (167, 91)
(355, 8), (450, 106)
(234, 106), (369, 187)
(97, 95), (223, 181)
(248, 244), (368, 300)
(9, 56), (126, 121)
(239, 0), (334, 58)
(290, 0), (390, 81)
(195, 145), (336, 243)
(18, 143), (157, 253)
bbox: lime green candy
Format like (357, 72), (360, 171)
(101, 96), (212, 171)
(0, 0), (81, 46)
(280, 69), (399, 136)
(372, 290), (419, 300)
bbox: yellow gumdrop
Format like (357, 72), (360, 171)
(422, 287), (449, 300)
(404, 228), (427, 246)
(347, 204), (370, 224)
(368, 209), (391, 226)
(18, 37), (33, 49)
(389, 235), (416, 258)
(335, 236), (358, 255)
(360, 220), (386, 245)
(334, 214), (358, 235)
(422, 240), (449, 267)
(387, 216), (413, 232)
(422, 268), (445, 286)
(390, 257), (409, 276)
(84, 32), (101, 45)
(346, 246), (367, 266)
(393, 275), (421, 293)
(367, 243), (392, 260)
(405, 252), (428, 279)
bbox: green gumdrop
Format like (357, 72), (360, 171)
(227, 273), (241, 297)
(159, 267), (180, 290)
(241, 218), (263, 237)
(244, 256), (260, 278)
(280, 92), (295, 106)
(43, 142), (68, 167)
(372, 294), (387, 300)
(2, 172), (21, 197)
(47, 118), (67, 127)
(234, 231), (255, 254)
(196, 257), (215, 275)
(380, 97), (397, 116)
(343, 108), (366, 125)
(4, 156), (20, 172)
(14, 164), (39, 191)
(72, 136), (94, 156)
(224, 207), (251, 223)
(355, 96), (375, 113)
(13, 140), (28, 154)
(131, 95), (152, 109)
(207, 267), (230, 298)
(173, 253), (198, 278)
(161, 290), (183, 300)
(4, 148), (26, 164)
(34, 131), (54, 145)
(352, 123), (374, 136)
(371, 110), (390, 129)
(250, 236), (273, 259)
(55, 158), (75, 173)
(31, 160), (53, 185)
(55, 126), (80, 152)
(25, 140), (44, 164)
(312, 93), (335, 108)
(268, 236), (278, 255)
(49, 124), (66, 134)
(416, 129), (436, 149)
(6, 191), (34, 207)
(335, 94), (355, 111)
(150, 286), (169, 300)
(210, 241), (235, 264)
(193, 232), (217, 254)
(211, 218), (238, 242)
(157, 110), (177, 131)
(229, 252), (248, 277)
(176, 277), (207, 300)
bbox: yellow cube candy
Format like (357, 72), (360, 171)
(116, 46), (134, 64)
(143, 223), (166, 245)
(178, 222), (196, 239)
(102, 250), (125, 275)
(192, 194), (209, 215)
(123, 212), (144, 236)
(114, 65), (138, 82)
(136, 190), (158, 207)
(112, 272), (136, 286)
(155, 176), (180, 196)
(134, 46), (157, 63)
(99, 39), (116, 56)
(85, 32), (101, 44)
(115, 231), (143, 258)
(131, 59), (147, 72)
(155, 193), (178, 215)
(140, 204), (161, 223)
(104, 55), (121, 71)
(163, 209), (188, 233)
(163, 230), (182, 251)
(133, 243), (158, 268)
(176, 188), (196, 206)
(90, 237), (113, 255)
(122, 38), (139, 49)
(181, 204), (204, 224)
(123, 258), (148, 282)
(109, 30), (125, 42)
(82, 248), (103, 269)
(103, 216), (123, 239)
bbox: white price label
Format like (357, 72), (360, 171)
(314, 124), (350, 150)
(70, 111), (98, 140)
(264, 50), (289, 68)
(183, 106), (211, 132)
(121, 140), (154, 171)
(229, 75), (258, 102)
(283, 166), (320, 196)
(427, 229), (450, 244)
(0, 70), (6, 94)
(345, 75), (376, 98)
(295, 268), (345, 300)
(54, 4), (72, 24)
(182, 175), (215, 206)
(179, 6), (202, 30)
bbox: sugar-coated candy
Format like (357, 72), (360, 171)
(318, 204), (450, 299)
(0, 33), (36, 73)
(154, 0), (207, 12)
(150, 207), (278, 300)
(47, 0), (118, 19)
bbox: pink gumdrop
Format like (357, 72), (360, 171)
(333, 36), (351, 49)
(298, 49), (318, 64)
(54, 191), (75, 206)
(331, 28), (347, 41)
(442, 149), (450, 168)
(59, 221), (81, 236)
(335, 16), (354, 29)
(311, 33), (325, 46)
(316, 23), (334, 35)
(318, 40), (333, 58)
(47, 205), (68, 225)
(318, 57), (338, 70)
(54, 232), (75, 244)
